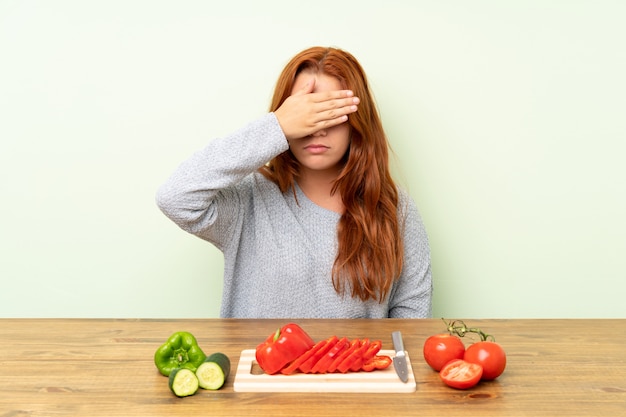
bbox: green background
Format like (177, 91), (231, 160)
(2, 0), (624, 318)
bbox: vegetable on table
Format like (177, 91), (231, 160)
(345, 339), (376, 372)
(311, 336), (349, 373)
(423, 319), (507, 389)
(280, 338), (328, 375)
(168, 368), (200, 397)
(444, 319), (507, 381)
(255, 323), (315, 375)
(154, 331), (231, 397)
(340, 338), (371, 373)
(439, 359), (483, 390)
(154, 331), (207, 376)
(361, 355), (393, 372)
(294, 335), (338, 374)
(464, 341), (506, 380)
(327, 338), (361, 373)
(423, 333), (465, 371)
(255, 325), (392, 375)
(196, 352), (231, 390)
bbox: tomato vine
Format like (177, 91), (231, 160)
(443, 318), (496, 342)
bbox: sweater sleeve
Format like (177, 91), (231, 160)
(155, 113), (289, 248)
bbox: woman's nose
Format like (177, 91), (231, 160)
(312, 129), (327, 137)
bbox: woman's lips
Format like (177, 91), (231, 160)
(304, 144), (329, 154)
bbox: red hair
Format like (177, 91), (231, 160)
(260, 46), (403, 303)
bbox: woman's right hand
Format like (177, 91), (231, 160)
(274, 78), (359, 140)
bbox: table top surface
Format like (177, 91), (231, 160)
(1, 318), (625, 416)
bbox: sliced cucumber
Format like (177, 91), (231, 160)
(196, 352), (231, 390)
(168, 368), (199, 397)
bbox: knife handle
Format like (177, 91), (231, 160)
(392, 331), (405, 353)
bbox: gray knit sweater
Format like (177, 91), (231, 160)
(156, 113), (432, 318)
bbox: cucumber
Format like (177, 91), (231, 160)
(196, 352), (231, 390)
(168, 368), (199, 397)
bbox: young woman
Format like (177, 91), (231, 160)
(156, 46), (432, 318)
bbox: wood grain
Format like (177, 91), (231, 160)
(1, 318), (625, 416)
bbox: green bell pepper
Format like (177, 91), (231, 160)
(154, 331), (207, 376)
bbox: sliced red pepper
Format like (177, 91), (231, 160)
(351, 339), (381, 371)
(361, 355), (392, 372)
(255, 323), (315, 375)
(311, 337), (349, 374)
(299, 336), (338, 374)
(340, 338), (370, 373)
(362, 340), (382, 362)
(281, 339), (324, 375)
(327, 338), (360, 373)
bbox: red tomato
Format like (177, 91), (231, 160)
(439, 359), (483, 389)
(423, 334), (466, 371)
(464, 341), (506, 380)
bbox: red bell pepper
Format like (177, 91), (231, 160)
(298, 336), (338, 374)
(328, 338), (361, 373)
(337, 338), (370, 373)
(362, 355), (393, 372)
(311, 337), (349, 374)
(281, 339), (324, 375)
(327, 338), (360, 373)
(350, 339), (381, 371)
(255, 323), (315, 375)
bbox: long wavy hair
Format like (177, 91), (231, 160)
(259, 46), (403, 303)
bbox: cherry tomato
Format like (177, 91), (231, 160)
(423, 333), (466, 371)
(439, 359), (483, 389)
(464, 341), (506, 380)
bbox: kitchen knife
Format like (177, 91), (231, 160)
(391, 331), (409, 383)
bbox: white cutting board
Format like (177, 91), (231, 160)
(233, 349), (416, 393)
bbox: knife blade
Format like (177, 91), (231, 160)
(391, 331), (409, 383)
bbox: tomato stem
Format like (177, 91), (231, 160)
(442, 318), (495, 342)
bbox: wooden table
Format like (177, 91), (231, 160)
(1, 318), (624, 416)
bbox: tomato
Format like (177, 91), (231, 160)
(423, 333), (466, 371)
(439, 359), (483, 389)
(464, 341), (506, 380)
